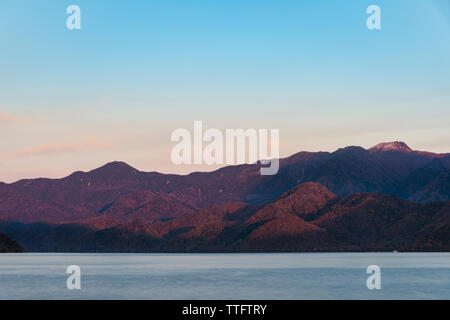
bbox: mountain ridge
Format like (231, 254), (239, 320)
(0, 141), (449, 252)
(3, 141), (448, 185)
(1, 183), (448, 252)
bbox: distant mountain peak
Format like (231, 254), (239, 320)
(281, 182), (335, 199)
(91, 161), (140, 175)
(245, 182), (337, 224)
(102, 161), (136, 169)
(334, 146), (367, 155)
(369, 141), (413, 153)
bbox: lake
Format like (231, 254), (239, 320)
(0, 252), (449, 299)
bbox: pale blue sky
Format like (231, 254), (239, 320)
(1, 0), (449, 182)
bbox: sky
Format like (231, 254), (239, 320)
(1, 0), (449, 182)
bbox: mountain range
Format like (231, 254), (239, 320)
(0, 141), (449, 252)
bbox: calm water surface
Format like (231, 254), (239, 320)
(0, 253), (449, 299)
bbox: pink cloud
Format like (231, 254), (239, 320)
(0, 111), (24, 124)
(0, 140), (110, 160)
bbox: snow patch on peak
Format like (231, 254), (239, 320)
(369, 141), (413, 153)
